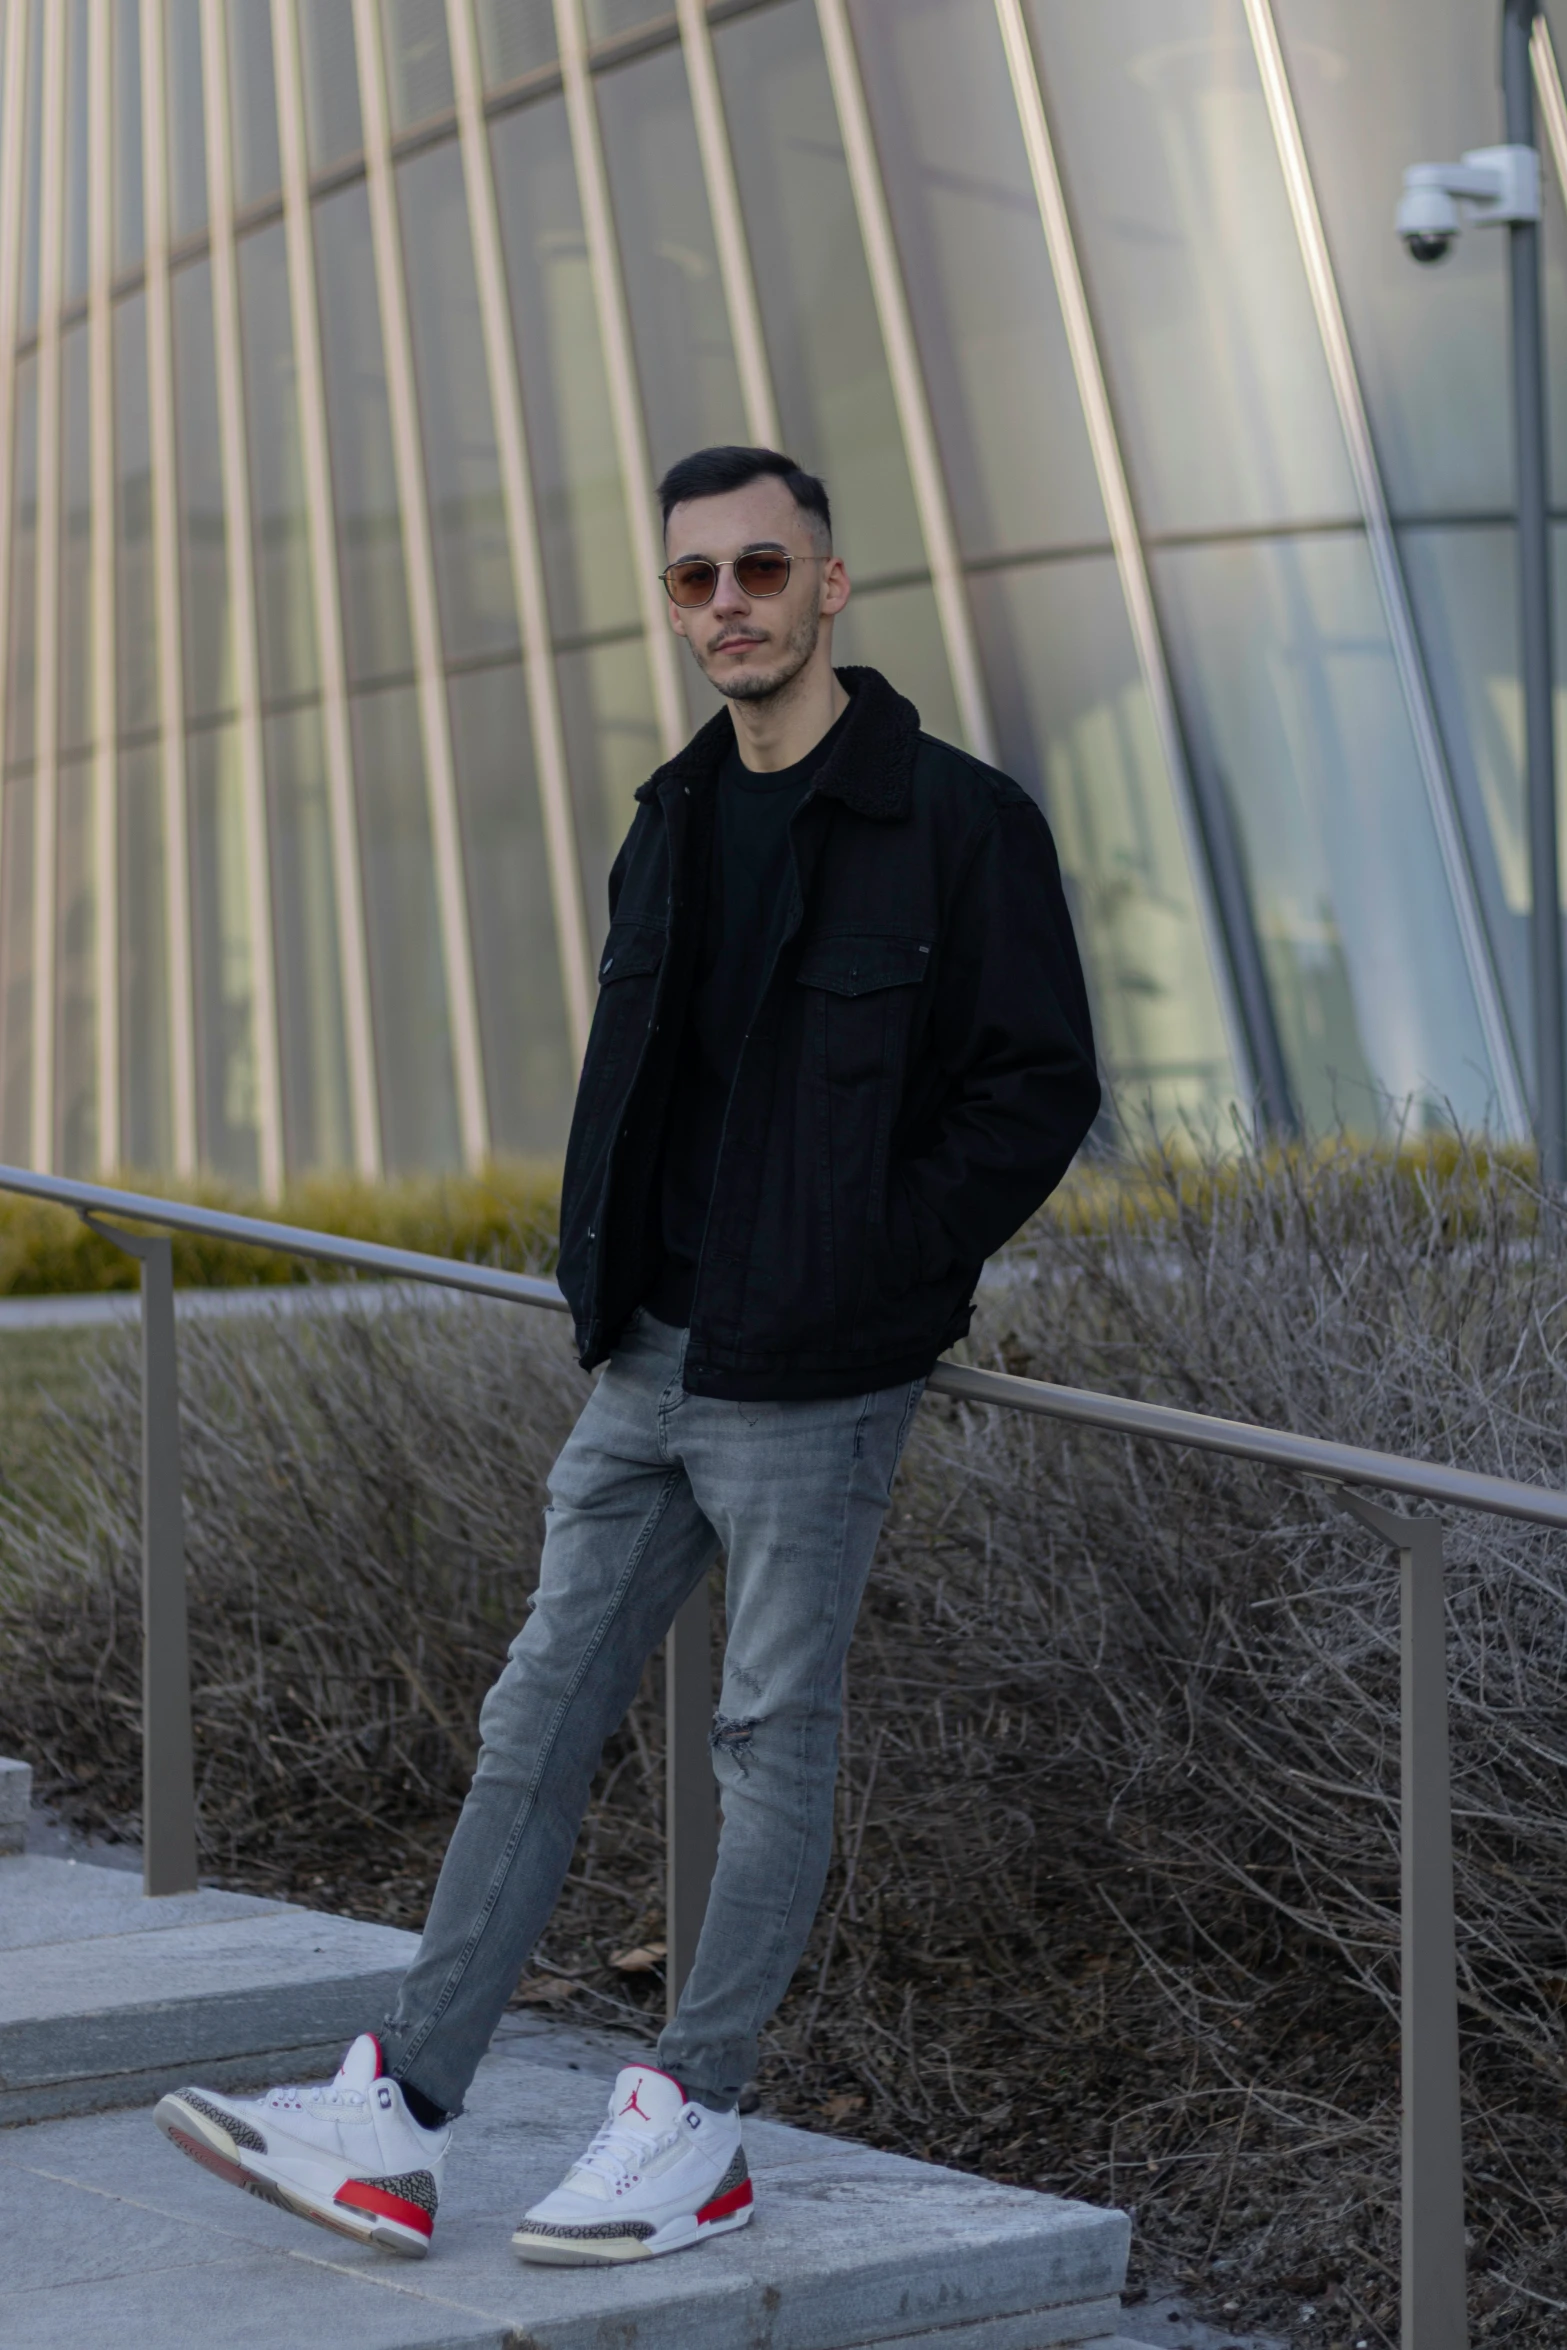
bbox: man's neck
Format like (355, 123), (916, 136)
(726, 656), (850, 774)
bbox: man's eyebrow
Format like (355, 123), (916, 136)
(666, 539), (791, 564)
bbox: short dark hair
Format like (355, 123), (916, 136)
(657, 445), (832, 545)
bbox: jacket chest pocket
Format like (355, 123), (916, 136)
(795, 933), (931, 1091)
(581, 921), (666, 1108)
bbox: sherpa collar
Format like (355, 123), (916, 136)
(635, 666), (921, 823)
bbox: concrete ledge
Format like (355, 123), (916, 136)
(0, 1855), (417, 2124)
(0, 2027), (1132, 2349)
(0, 1756), (31, 1855)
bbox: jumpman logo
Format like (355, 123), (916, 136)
(620, 2084), (651, 2121)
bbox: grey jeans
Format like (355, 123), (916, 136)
(378, 1310), (924, 2115)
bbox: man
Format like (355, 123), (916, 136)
(153, 447), (1100, 2265)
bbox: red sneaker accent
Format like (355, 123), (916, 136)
(334, 2180), (435, 2238)
(696, 2178), (754, 2225)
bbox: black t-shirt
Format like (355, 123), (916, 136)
(645, 701), (852, 1327)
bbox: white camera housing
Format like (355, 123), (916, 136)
(1397, 145), (1541, 263)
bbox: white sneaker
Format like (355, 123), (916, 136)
(512, 2062), (752, 2265)
(153, 2032), (449, 2258)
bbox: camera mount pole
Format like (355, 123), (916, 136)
(1504, 0), (1565, 1184)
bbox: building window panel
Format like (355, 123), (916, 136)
(6, 353), (37, 770)
(969, 555), (1236, 1130)
(396, 136), (519, 662)
(114, 290), (158, 737)
(119, 737), (173, 1170)
(0, 772), (33, 1158)
(170, 257), (234, 721)
(301, 0), (364, 170)
(17, 3), (41, 335)
(226, 0), (282, 212)
(188, 718), (260, 1182)
(1153, 530), (1498, 1132)
(585, 1), (668, 41)
(59, 319), (92, 755)
(595, 44), (747, 482)
(381, 0), (454, 129)
(448, 663), (573, 1155)
(114, 0), (145, 274)
(165, 0), (209, 243)
(556, 636), (660, 961)
(62, 0), (90, 306)
(314, 181), (415, 685)
(55, 752), (96, 1174)
(477, 0), (556, 87)
(711, 0), (926, 582)
(1028, 0), (1355, 538)
(350, 682), (461, 1171)
(237, 222), (319, 701)
(490, 93), (642, 644)
(832, 578), (961, 745)
(264, 701), (351, 1175)
(844, 0), (1105, 561)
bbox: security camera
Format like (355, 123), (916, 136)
(1396, 181), (1461, 264)
(1397, 147), (1540, 264)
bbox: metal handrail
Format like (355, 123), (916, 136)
(1, 1159), (1536, 2350)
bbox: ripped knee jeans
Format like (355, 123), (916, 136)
(377, 1309), (925, 2116)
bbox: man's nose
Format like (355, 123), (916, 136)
(709, 563), (752, 616)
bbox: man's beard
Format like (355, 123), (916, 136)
(699, 603), (820, 703)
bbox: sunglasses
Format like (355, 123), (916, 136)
(659, 550), (828, 608)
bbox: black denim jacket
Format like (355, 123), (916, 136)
(557, 666), (1101, 1401)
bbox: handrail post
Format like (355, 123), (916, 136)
(1337, 1493), (1469, 2350)
(83, 1216), (198, 1896)
(665, 1577), (718, 2018)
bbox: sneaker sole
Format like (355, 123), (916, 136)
(511, 2203), (752, 2267)
(153, 2093), (431, 2260)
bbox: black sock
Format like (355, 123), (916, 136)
(398, 2080), (450, 2132)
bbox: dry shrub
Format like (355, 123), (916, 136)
(4, 1137), (1567, 2342)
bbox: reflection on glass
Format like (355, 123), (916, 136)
(1154, 532), (1497, 1131)
(477, 0), (556, 85)
(0, 774), (33, 1159)
(971, 557), (1236, 1128)
(351, 684), (462, 1170)
(556, 637), (660, 958)
(847, 0), (1104, 560)
(264, 704), (351, 1173)
(120, 740), (172, 1170)
(18, 4), (40, 334)
(55, 756), (96, 1174)
(114, 0), (144, 273)
(596, 46), (747, 479)
(1030, 0), (1354, 536)
(6, 355), (37, 770)
(59, 323), (93, 755)
(315, 184), (414, 684)
(237, 224), (319, 701)
(114, 292), (158, 737)
(713, 0), (924, 581)
(188, 721), (259, 1183)
(448, 664), (574, 1154)
(63, 0), (90, 305)
(381, 0), (454, 127)
(171, 260), (234, 721)
(585, 0), (674, 43)
(491, 96), (640, 643)
(226, 0), (281, 211)
(1277, 0), (1567, 515)
(1397, 522), (1567, 1078)
(300, 0), (362, 169)
(166, 0), (209, 243)
(832, 580), (959, 745)
(396, 139), (518, 661)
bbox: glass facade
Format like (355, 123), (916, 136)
(0, 0), (1558, 1183)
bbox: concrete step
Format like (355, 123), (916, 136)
(1, 2020), (1132, 2349)
(0, 1853), (418, 2123)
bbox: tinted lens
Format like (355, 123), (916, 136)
(734, 551), (791, 596)
(665, 559), (717, 606)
